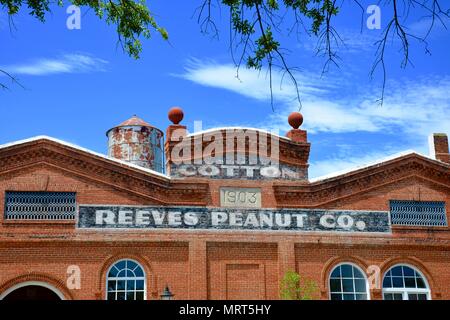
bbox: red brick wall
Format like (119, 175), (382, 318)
(0, 160), (448, 300)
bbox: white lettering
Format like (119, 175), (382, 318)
(136, 210), (150, 225)
(95, 210), (115, 225)
(168, 211), (182, 226)
(212, 211), (228, 225)
(184, 212), (199, 226)
(118, 210), (133, 225)
(320, 214), (336, 228)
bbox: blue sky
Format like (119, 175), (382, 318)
(1, 1), (449, 178)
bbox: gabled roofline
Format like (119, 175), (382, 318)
(309, 150), (448, 183)
(1, 135), (448, 184)
(0, 135), (171, 180)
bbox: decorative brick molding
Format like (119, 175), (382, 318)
(379, 256), (439, 297)
(97, 252), (154, 296)
(320, 255), (370, 291)
(0, 272), (74, 300)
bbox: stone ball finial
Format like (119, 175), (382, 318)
(168, 106), (184, 125)
(288, 112), (303, 129)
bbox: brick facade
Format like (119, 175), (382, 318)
(0, 121), (449, 300)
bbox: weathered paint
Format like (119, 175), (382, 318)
(107, 125), (164, 173)
(78, 205), (391, 233)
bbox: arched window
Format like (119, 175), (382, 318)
(329, 263), (369, 300)
(106, 259), (146, 300)
(382, 265), (430, 300)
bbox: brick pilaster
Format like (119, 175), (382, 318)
(188, 239), (208, 299)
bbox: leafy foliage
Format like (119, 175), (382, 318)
(1, 0), (450, 107)
(280, 270), (319, 300)
(1, 0), (168, 59)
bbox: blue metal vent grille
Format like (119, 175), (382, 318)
(5, 192), (76, 220)
(390, 200), (447, 227)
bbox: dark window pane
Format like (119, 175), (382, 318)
(384, 293), (393, 300)
(343, 294), (355, 300)
(330, 279), (341, 292)
(354, 279), (366, 293)
(330, 293), (342, 300)
(117, 270), (127, 278)
(126, 291), (135, 301)
(342, 279), (354, 292)
(115, 261), (126, 270)
(392, 277), (403, 288)
(127, 261), (138, 270)
(408, 293), (418, 300)
(116, 292), (126, 301)
(355, 294), (367, 300)
(393, 293), (403, 300)
(353, 268), (364, 279)
(136, 291), (144, 301)
(107, 292), (116, 300)
(330, 267), (340, 278)
(127, 280), (135, 291)
(107, 280), (116, 291)
(117, 280), (126, 290)
(403, 266), (414, 277)
(341, 265), (353, 278)
(391, 266), (402, 277)
(136, 280), (145, 290)
(108, 266), (119, 277)
(126, 269), (133, 277)
(383, 276), (392, 288)
(134, 266), (144, 277)
(416, 277), (426, 289)
(417, 294), (427, 300)
(404, 277), (416, 288)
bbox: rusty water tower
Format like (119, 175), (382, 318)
(106, 115), (164, 173)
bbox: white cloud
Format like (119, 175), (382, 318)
(178, 60), (449, 178)
(1, 54), (108, 76)
(178, 59), (334, 103)
(407, 17), (448, 38)
(308, 149), (422, 179)
(298, 29), (380, 54)
(178, 60), (450, 137)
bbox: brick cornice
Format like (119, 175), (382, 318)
(0, 139), (209, 206)
(273, 154), (450, 207)
(0, 139), (448, 208)
(166, 128), (311, 167)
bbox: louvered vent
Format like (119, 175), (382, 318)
(389, 200), (447, 227)
(4, 191), (76, 220)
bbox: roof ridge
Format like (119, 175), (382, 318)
(0, 135), (170, 180)
(309, 150), (444, 183)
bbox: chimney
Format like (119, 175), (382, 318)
(429, 133), (450, 163)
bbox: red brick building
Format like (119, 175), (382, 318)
(0, 108), (449, 300)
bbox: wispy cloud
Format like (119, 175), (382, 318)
(1, 54), (108, 76)
(308, 149), (422, 180)
(299, 29), (381, 54)
(406, 17), (449, 38)
(177, 58), (335, 102)
(178, 60), (450, 136)
(177, 60), (449, 178)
